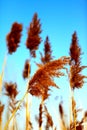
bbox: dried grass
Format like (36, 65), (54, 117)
(0, 54), (7, 95)
(0, 15), (87, 130)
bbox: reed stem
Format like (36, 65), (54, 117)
(0, 118), (2, 130)
(26, 92), (30, 130)
(0, 54), (7, 95)
(69, 86), (73, 127)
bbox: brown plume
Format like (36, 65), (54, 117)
(28, 56), (70, 100)
(40, 36), (53, 64)
(26, 13), (42, 57)
(6, 22), (23, 54)
(69, 31), (87, 89)
(23, 59), (31, 79)
(4, 82), (18, 99)
(70, 31), (81, 65)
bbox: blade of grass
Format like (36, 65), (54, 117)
(69, 86), (73, 126)
(0, 54), (7, 95)
(39, 127), (42, 130)
(72, 95), (76, 130)
(26, 92), (29, 130)
(0, 118), (2, 130)
(26, 73), (31, 130)
(73, 109), (76, 130)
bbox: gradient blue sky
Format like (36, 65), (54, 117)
(0, 0), (87, 129)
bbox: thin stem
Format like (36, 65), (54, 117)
(12, 116), (15, 130)
(73, 109), (76, 130)
(26, 92), (29, 130)
(26, 70), (30, 130)
(15, 117), (18, 130)
(39, 127), (42, 130)
(71, 90), (76, 130)
(65, 68), (73, 127)
(69, 87), (73, 125)
(0, 118), (2, 130)
(0, 54), (7, 95)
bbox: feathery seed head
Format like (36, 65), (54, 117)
(28, 56), (70, 100)
(6, 22), (23, 54)
(4, 82), (18, 99)
(23, 59), (31, 79)
(26, 13), (42, 57)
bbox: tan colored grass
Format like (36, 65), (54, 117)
(26, 92), (30, 130)
(4, 91), (28, 130)
(0, 54), (7, 95)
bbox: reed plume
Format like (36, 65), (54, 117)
(69, 31), (87, 90)
(23, 59), (31, 79)
(4, 82), (18, 99)
(69, 31), (87, 130)
(4, 82), (19, 113)
(26, 13), (42, 57)
(28, 56), (70, 100)
(6, 22), (23, 54)
(40, 36), (53, 64)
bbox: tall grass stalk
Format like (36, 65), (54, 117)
(0, 54), (7, 95)
(11, 114), (17, 130)
(65, 68), (73, 128)
(70, 88), (77, 130)
(12, 116), (15, 130)
(69, 86), (73, 126)
(73, 109), (76, 130)
(72, 94), (76, 130)
(60, 118), (67, 130)
(39, 127), (42, 130)
(0, 118), (2, 130)
(26, 92), (30, 130)
(25, 71), (30, 130)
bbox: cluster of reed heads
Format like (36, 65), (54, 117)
(0, 13), (87, 130)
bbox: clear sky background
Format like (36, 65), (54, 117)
(0, 0), (87, 129)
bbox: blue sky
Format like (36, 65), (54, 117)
(0, 0), (87, 129)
